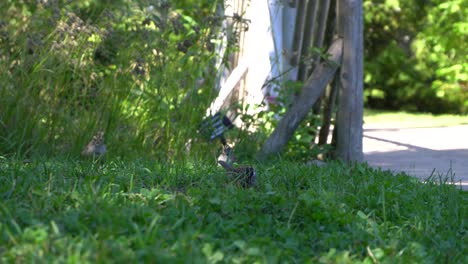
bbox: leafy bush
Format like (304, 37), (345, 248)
(364, 0), (468, 114)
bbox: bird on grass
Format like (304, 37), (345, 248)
(81, 131), (106, 158)
(217, 143), (256, 188)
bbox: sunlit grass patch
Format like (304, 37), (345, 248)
(364, 109), (468, 128)
(0, 158), (466, 263)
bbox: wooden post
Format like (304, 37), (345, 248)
(290, 0), (308, 66)
(335, 0), (364, 162)
(297, 0), (319, 81)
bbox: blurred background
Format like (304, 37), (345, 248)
(0, 0), (466, 161)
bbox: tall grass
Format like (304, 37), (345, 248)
(0, 1), (221, 160)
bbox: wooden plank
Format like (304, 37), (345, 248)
(208, 59), (249, 114)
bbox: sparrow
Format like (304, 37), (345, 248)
(217, 160), (256, 188)
(81, 131), (106, 157)
(217, 142), (256, 187)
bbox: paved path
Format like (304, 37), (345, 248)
(363, 124), (468, 190)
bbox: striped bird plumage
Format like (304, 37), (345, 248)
(81, 131), (106, 157)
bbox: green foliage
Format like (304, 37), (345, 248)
(0, 158), (466, 262)
(0, 1), (224, 159)
(364, 0), (468, 114)
(237, 79), (331, 162)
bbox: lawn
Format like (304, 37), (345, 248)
(364, 109), (468, 128)
(1, 158), (466, 263)
(1, 1), (466, 262)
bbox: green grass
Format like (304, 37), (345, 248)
(1, 158), (466, 263)
(0, 1), (219, 159)
(1, 3), (465, 262)
(364, 109), (468, 128)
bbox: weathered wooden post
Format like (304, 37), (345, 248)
(335, 0), (364, 162)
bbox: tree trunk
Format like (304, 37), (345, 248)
(258, 38), (343, 160)
(335, 0), (364, 162)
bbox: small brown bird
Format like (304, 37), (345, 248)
(217, 160), (256, 188)
(81, 131), (106, 157)
(217, 142), (256, 187)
